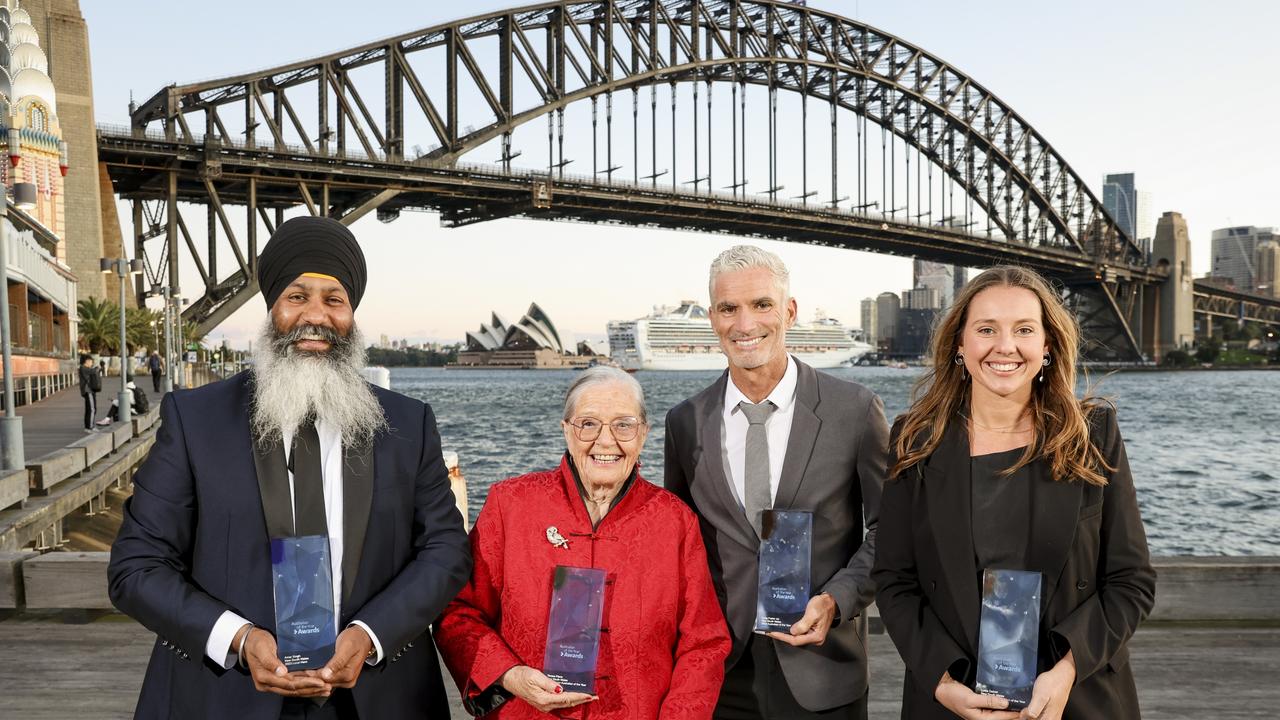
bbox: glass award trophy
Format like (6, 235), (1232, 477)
(975, 568), (1043, 710)
(754, 509), (813, 633)
(270, 535), (337, 670)
(543, 566), (607, 694)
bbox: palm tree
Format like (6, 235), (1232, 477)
(77, 297), (118, 354)
(126, 307), (162, 353)
(177, 319), (208, 359)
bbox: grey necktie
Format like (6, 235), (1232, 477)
(738, 400), (776, 537)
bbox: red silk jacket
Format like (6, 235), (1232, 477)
(436, 457), (731, 719)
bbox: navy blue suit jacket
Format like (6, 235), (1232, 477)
(109, 371), (471, 719)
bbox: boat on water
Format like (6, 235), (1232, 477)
(607, 301), (872, 371)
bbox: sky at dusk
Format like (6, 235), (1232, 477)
(82, 1), (1280, 348)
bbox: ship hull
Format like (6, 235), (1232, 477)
(615, 347), (867, 371)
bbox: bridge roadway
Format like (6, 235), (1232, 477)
(0, 610), (1273, 719)
(97, 125), (1166, 333)
(99, 126), (1158, 276)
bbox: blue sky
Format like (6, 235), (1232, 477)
(82, 1), (1280, 347)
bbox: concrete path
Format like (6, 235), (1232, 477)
(0, 613), (1272, 719)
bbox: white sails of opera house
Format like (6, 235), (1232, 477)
(608, 301), (872, 371)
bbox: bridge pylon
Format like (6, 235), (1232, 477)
(1142, 212), (1195, 361)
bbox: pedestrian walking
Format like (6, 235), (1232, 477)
(147, 351), (163, 393)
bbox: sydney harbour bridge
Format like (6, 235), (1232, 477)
(95, 0), (1280, 361)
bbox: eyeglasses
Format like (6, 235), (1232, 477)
(566, 416), (644, 442)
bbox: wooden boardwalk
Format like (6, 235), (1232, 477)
(15, 385), (147, 459)
(0, 612), (1272, 718)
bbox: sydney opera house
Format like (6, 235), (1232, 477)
(454, 302), (597, 369)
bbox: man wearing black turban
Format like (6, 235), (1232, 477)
(110, 216), (471, 720)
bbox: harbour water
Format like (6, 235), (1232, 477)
(391, 366), (1280, 556)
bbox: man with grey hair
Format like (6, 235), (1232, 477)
(665, 244), (889, 719)
(110, 216), (471, 720)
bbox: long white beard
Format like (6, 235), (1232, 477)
(250, 318), (386, 448)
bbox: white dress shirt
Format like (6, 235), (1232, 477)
(205, 417), (384, 668)
(722, 355), (799, 510)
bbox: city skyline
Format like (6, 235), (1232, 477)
(82, 1), (1280, 347)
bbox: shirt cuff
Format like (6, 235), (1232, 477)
(349, 620), (384, 666)
(207, 610), (251, 670)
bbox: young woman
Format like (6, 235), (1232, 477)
(873, 266), (1156, 720)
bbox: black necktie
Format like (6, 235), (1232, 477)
(288, 420), (329, 537)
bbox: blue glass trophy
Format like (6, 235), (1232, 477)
(270, 535), (337, 670)
(543, 566), (607, 694)
(754, 510), (813, 633)
(975, 568), (1043, 710)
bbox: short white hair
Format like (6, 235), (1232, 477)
(563, 366), (647, 424)
(708, 245), (790, 303)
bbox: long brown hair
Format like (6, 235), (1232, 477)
(890, 266), (1111, 486)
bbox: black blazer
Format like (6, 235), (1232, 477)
(873, 405), (1156, 719)
(664, 360), (889, 711)
(108, 372), (471, 719)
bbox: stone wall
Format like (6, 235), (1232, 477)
(24, 0), (107, 301)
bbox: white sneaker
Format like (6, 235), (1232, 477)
(95, 418), (111, 426)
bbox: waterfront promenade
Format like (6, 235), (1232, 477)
(0, 611), (1274, 718)
(3, 377), (1278, 717)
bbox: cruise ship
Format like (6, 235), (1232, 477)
(608, 301), (872, 371)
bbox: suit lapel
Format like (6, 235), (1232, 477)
(924, 423), (981, 654)
(227, 375), (277, 625)
(341, 442), (374, 607)
(251, 435), (294, 539)
(697, 373), (759, 550)
(1025, 460), (1082, 618)
(775, 361), (819, 510)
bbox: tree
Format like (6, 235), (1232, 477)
(181, 320), (207, 351)
(1194, 338), (1221, 364)
(126, 307), (162, 353)
(77, 297), (118, 354)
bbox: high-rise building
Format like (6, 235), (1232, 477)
(1134, 190), (1154, 243)
(1102, 172), (1155, 248)
(913, 259), (961, 308)
(1211, 226), (1278, 294)
(860, 297), (877, 345)
(953, 266), (969, 303)
(1103, 173), (1138, 240)
(902, 287), (942, 310)
(875, 292), (899, 352)
(1255, 239), (1280, 300)
(896, 309), (939, 358)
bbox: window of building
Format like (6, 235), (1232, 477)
(28, 105), (46, 132)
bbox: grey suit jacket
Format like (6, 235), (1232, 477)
(664, 358), (889, 711)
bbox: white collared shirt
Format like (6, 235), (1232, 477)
(205, 417), (384, 668)
(722, 355), (799, 509)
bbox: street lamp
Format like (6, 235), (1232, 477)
(171, 292), (186, 389)
(0, 182), (37, 471)
(101, 256), (144, 423)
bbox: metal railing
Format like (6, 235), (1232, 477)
(3, 220), (73, 311)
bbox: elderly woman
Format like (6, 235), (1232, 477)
(873, 266), (1156, 720)
(436, 367), (730, 718)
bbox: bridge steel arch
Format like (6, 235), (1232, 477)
(113, 0), (1160, 359)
